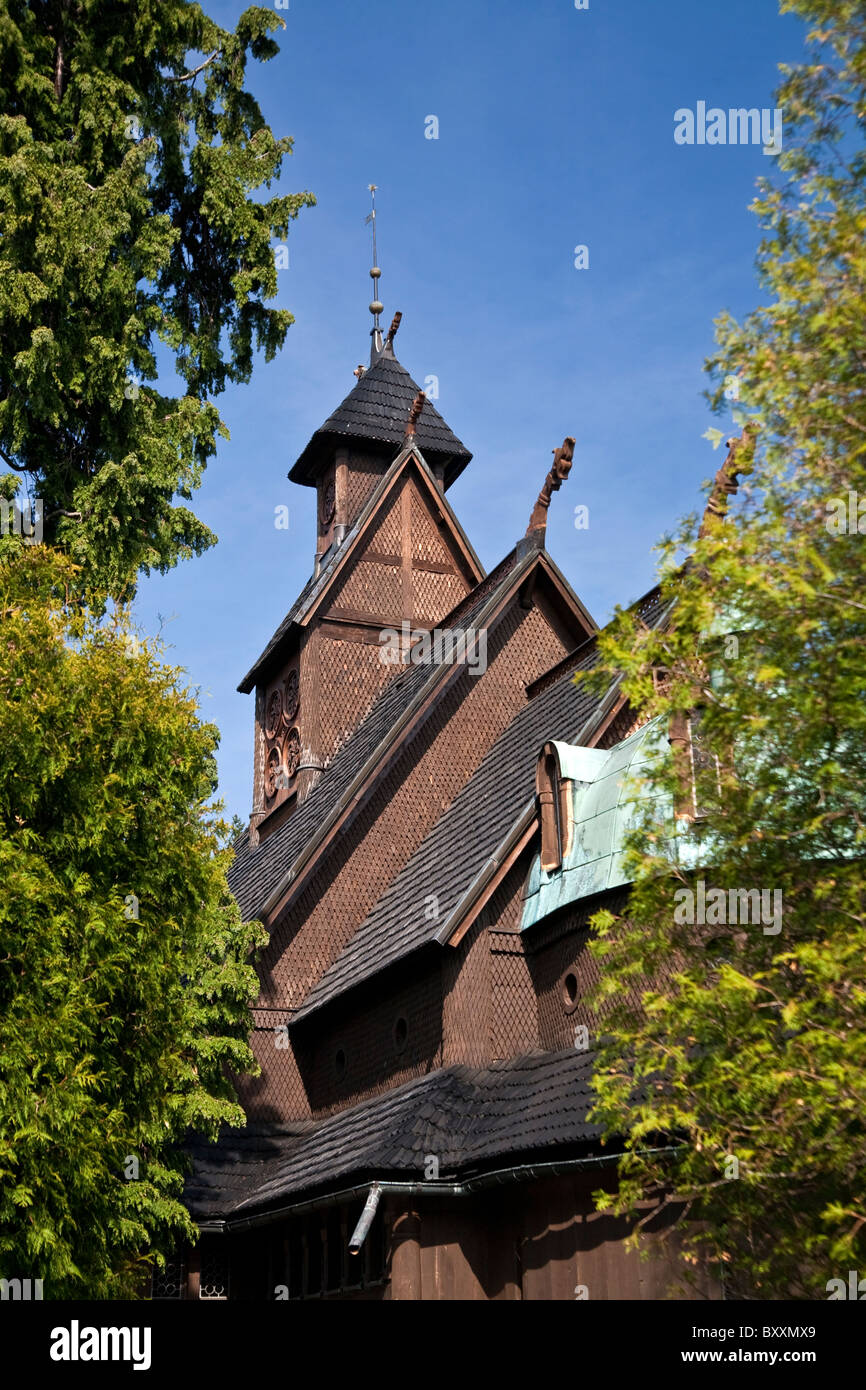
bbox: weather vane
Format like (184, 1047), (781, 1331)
(365, 184), (384, 361)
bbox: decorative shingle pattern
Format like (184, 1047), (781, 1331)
(290, 353), (472, 487)
(228, 549), (523, 923)
(184, 1124), (316, 1220)
(238, 444), (483, 694)
(291, 643), (611, 1020)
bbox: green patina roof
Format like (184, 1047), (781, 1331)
(700, 602), (759, 640)
(544, 741), (609, 785)
(521, 717), (697, 930)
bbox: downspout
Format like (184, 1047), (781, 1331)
(348, 1182), (382, 1254)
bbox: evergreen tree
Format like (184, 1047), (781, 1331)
(0, 0), (308, 1297)
(0, 0), (313, 598)
(0, 543), (267, 1298)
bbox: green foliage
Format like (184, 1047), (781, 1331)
(581, 0), (866, 1299)
(0, 0), (314, 599)
(0, 546), (266, 1298)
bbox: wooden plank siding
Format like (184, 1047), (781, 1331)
(380, 1180), (717, 1301)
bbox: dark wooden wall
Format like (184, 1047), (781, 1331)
(384, 1178), (718, 1302)
(193, 1175), (716, 1302)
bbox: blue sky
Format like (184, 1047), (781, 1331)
(132, 0), (807, 824)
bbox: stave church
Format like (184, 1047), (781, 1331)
(167, 276), (721, 1303)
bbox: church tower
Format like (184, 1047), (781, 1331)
(238, 232), (484, 845)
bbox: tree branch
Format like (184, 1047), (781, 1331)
(52, 0), (71, 101)
(0, 444), (28, 473)
(167, 51), (220, 83)
(53, 40), (65, 100)
(816, 591), (866, 614)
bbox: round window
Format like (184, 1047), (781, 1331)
(562, 972), (579, 1012)
(335, 1047), (347, 1079)
(393, 1017), (409, 1053)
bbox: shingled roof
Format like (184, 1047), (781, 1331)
(187, 1048), (602, 1223)
(228, 545), (532, 924)
(183, 1123), (316, 1221)
(288, 586), (669, 1021)
(289, 352), (472, 489)
(236, 570), (319, 695)
(292, 639), (616, 1022)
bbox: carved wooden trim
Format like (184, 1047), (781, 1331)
(401, 482), (412, 622)
(335, 448), (349, 529)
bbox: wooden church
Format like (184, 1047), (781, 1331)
(170, 285), (720, 1303)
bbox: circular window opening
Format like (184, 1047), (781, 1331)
(393, 1017), (409, 1054)
(562, 972), (579, 1011)
(334, 1047), (347, 1080)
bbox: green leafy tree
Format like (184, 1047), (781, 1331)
(0, 544), (267, 1297)
(0, 0), (313, 599)
(583, 0), (866, 1299)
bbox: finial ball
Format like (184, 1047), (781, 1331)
(369, 300), (384, 315)
(370, 266), (381, 280)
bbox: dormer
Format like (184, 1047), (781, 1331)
(524, 724), (674, 932)
(536, 742), (575, 873)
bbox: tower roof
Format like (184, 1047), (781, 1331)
(289, 351), (472, 489)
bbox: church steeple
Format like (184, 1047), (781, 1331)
(288, 341), (472, 561)
(288, 189), (472, 538)
(239, 211), (482, 844)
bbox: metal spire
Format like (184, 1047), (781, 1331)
(365, 183), (384, 363)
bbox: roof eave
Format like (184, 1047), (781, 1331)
(289, 430), (471, 488)
(237, 620), (300, 695)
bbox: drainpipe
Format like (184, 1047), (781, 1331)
(348, 1182), (382, 1254)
